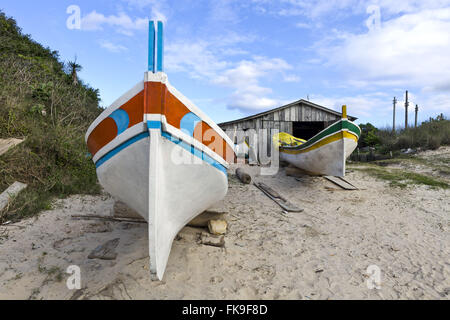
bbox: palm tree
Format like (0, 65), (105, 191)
(68, 57), (82, 86)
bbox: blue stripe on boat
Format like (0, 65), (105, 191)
(95, 122), (228, 176)
(95, 132), (149, 168)
(108, 109), (130, 135)
(161, 130), (228, 176)
(180, 112), (201, 137)
(147, 121), (162, 129)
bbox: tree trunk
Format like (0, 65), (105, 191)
(72, 71), (78, 85)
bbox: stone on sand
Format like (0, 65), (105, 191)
(208, 219), (228, 235)
(88, 238), (120, 260)
(188, 210), (226, 228)
(199, 232), (225, 247)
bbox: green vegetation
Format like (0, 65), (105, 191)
(352, 165), (449, 189)
(0, 11), (102, 223)
(358, 123), (381, 148)
(358, 114), (450, 153)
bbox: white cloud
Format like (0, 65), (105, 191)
(151, 8), (168, 23)
(121, 0), (168, 23)
(165, 35), (296, 113)
(283, 74), (301, 82)
(81, 11), (148, 34)
(213, 57), (294, 112)
(209, 0), (240, 24)
(317, 8), (450, 93)
(310, 92), (391, 120)
(309, 89), (450, 126)
(278, 0), (450, 19)
(124, 0), (158, 9)
(165, 40), (230, 79)
(80, 3), (167, 35)
(295, 22), (312, 29)
(99, 40), (128, 53)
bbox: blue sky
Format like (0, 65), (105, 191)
(2, 0), (450, 127)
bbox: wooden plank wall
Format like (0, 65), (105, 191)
(219, 103), (341, 160)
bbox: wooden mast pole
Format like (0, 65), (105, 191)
(393, 97), (397, 132)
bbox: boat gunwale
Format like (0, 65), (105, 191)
(86, 72), (235, 160)
(279, 130), (358, 155)
(92, 114), (231, 169)
(94, 122), (228, 176)
(280, 119), (361, 152)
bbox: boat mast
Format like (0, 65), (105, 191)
(342, 105), (347, 119)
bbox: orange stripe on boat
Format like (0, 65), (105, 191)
(88, 81), (235, 163)
(87, 117), (118, 156)
(122, 90), (144, 128)
(144, 82), (164, 114)
(87, 91), (144, 157)
(194, 121), (236, 163)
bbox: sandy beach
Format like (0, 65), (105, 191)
(0, 148), (449, 300)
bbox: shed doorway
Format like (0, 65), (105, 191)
(292, 121), (326, 140)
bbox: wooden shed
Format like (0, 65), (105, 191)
(218, 99), (357, 159)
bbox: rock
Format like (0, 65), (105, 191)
(210, 276), (224, 284)
(402, 148), (416, 154)
(236, 168), (252, 184)
(113, 201), (144, 220)
(176, 226), (201, 242)
(208, 219), (228, 235)
(199, 232), (225, 247)
(0, 181), (28, 212)
(88, 238), (120, 260)
(188, 210), (227, 228)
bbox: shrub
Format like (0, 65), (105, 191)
(427, 136), (441, 150)
(0, 10), (102, 222)
(364, 115), (450, 153)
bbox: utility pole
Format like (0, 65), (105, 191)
(405, 90), (409, 129)
(415, 104), (418, 128)
(392, 97), (397, 132)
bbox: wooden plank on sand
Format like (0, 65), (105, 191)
(0, 181), (28, 212)
(0, 138), (23, 156)
(254, 182), (304, 212)
(324, 176), (358, 190)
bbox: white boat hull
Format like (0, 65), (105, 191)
(281, 136), (358, 177)
(279, 118), (361, 177)
(97, 128), (228, 279)
(86, 72), (235, 280)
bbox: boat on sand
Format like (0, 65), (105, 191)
(274, 106), (361, 177)
(85, 21), (236, 280)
